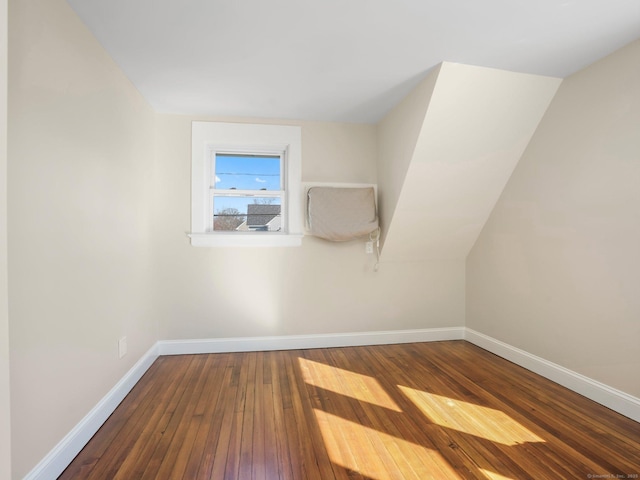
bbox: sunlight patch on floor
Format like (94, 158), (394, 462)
(298, 357), (402, 411)
(480, 468), (516, 480)
(314, 409), (461, 480)
(398, 387), (545, 446)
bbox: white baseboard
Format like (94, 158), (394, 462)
(157, 327), (466, 355)
(464, 328), (640, 423)
(24, 344), (159, 480)
(24, 326), (640, 480)
(23, 327), (462, 480)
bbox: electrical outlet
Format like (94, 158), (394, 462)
(365, 241), (374, 254)
(118, 337), (127, 359)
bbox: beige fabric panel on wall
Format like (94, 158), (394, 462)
(307, 187), (378, 241)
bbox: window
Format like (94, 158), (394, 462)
(190, 122), (302, 247)
(212, 153), (283, 232)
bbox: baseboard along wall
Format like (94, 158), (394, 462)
(156, 327), (465, 355)
(464, 328), (640, 424)
(25, 327), (640, 480)
(24, 344), (160, 480)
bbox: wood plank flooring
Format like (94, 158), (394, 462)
(59, 341), (640, 479)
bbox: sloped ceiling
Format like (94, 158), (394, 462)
(58, 1), (633, 262)
(64, 0), (639, 123)
(378, 62), (562, 261)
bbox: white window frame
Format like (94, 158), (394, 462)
(189, 122), (303, 247)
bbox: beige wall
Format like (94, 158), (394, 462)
(1, 0), (11, 477)
(4, 2), (466, 475)
(7, 1), (635, 476)
(8, 0), (157, 476)
(152, 114), (465, 340)
(376, 66), (440, 246)
(467, 39), (640, 398)
(381, 63), (561, 262)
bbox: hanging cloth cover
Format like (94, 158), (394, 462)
(307, 186), (378, 241)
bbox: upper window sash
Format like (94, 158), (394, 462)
(211, 151), (284, 192)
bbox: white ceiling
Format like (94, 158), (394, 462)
(65, 0), (640, 123)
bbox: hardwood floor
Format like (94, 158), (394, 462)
(59, 341), (640, 479)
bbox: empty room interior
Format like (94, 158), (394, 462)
(1, 0), (640, 479)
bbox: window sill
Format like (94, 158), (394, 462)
(188, 232), (303, 247)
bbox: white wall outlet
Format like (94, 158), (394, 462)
(118, 337), (127, 359)
(365, 241), (374, 254)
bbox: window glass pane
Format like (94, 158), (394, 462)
(215, 154), (281, 191)
(213, 196), (282, 232)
